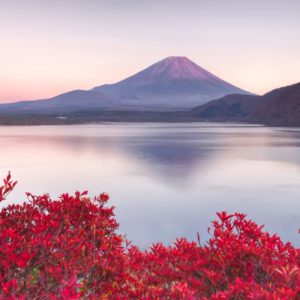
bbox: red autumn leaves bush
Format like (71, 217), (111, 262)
(0, 172), (300, 299)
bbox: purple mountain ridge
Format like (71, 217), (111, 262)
(0, 56), (251, 113)
(190, 81), (300, 126)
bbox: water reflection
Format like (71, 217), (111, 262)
(0, 124), (300, 248)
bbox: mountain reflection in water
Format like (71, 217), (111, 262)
(0, 123), (300, 248)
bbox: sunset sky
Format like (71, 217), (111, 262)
(1, 0), (299, 102)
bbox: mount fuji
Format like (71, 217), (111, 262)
(92, 56), (250, 110)
(0, 56), (251, 114)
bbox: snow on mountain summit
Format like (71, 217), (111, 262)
(140, 56), (219, 81)
(117, 56), (224, 83)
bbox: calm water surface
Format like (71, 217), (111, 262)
(1, 123), (300, 248)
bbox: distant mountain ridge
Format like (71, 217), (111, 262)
(191, 82), (300, 126)
(0, 82), (299, 126)
(0, 56), (251, 114)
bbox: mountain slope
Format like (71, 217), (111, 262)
(92, 56), (250, 110)
(0, 90), (115, 114)
(191, 82), (300, 126)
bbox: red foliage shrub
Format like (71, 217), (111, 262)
(0, 172), (299, 299)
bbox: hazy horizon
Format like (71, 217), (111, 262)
(1, 0), (299, 102)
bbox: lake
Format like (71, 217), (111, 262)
(1, 123), (300, 248)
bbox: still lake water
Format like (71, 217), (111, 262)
(1, 123), (300, 248)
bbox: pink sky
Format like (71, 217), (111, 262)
(1, 0), (299, 102)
